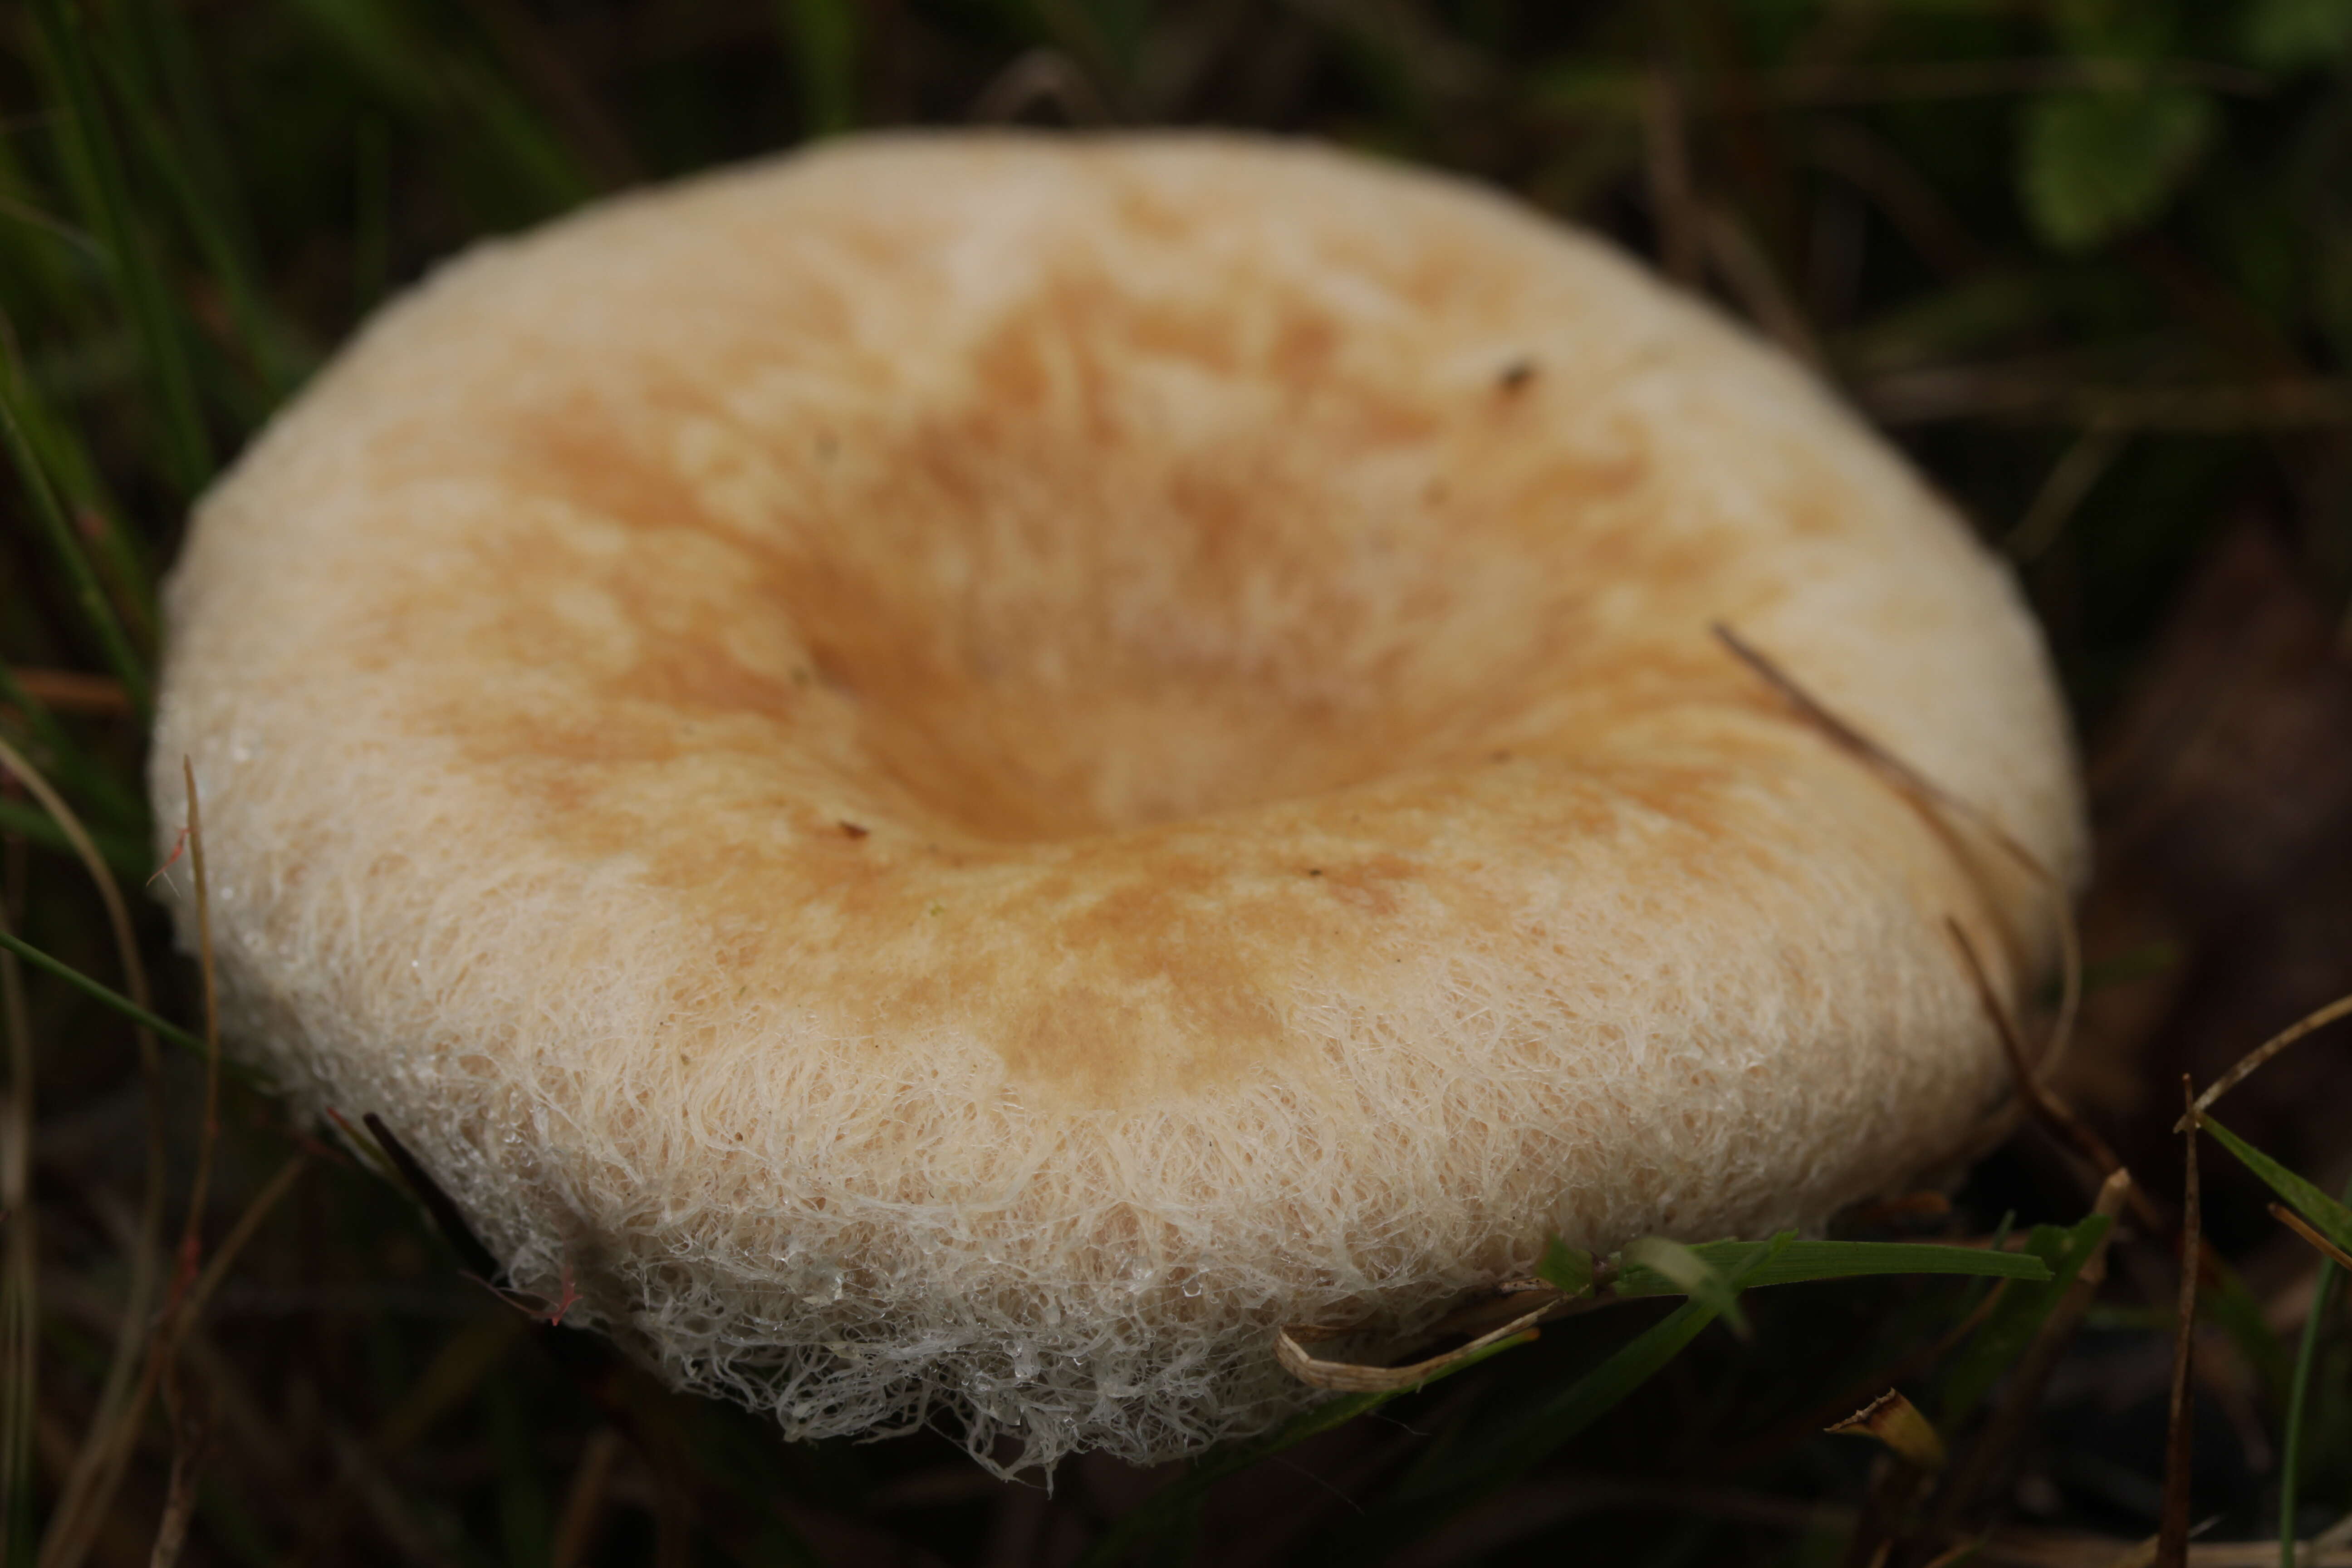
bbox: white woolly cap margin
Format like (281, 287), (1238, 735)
(150, 132), (2085, 1474)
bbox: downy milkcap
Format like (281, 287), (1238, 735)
(152, 132), (2084, 1470)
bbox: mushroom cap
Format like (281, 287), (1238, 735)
(152, 132), (2083, 1470)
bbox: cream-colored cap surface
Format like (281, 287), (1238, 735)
(152, 132), (2083, 1469)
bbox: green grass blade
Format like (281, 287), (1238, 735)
(0, 133), (101, 310)
(1276, 1233), (2038, 1560)
(1615, 1238), (2052, 1294)
(0, 663), (147, 832)
(1623, 1235), (1751, 1338)
(93, 7), (311, 404)
(2280, 1173), (2352, 1567)
(281, 0), (594, 221)
(2201, 1114), (2352, 1259)
(0, 929), (201, 1055)
(0, 353), (154, 718)
(1310, 1234), (1802, 1557)
(31, 0), (214, 497)
(2, 370), (153, 642)
(446, 59), (597, 214)
(0, 765), (143, 866)
(782, 0), (861, 137)
(1936, 1213), (2112, 1426)
(1537, 1234), (1595, 1296)
(353, 115), (393, 314)
(1454, 1232), (1795, 1491)
(0, 902), (34, 1567)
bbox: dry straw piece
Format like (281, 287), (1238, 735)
(150, 132), (2084, 1471)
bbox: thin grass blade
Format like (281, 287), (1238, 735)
(2280, 1176), (2352, 1568)
(0, 348), (153, 717)
(1936, 1212), (2114, 1427)
(30, 0), (213, 496)
(0, 900), (36, 1565)
(93, 9), (310, 404)
(1303, 1234), (1802, 1558)
(783, 0), (862, 137)
(0, 661), (146, 832)
(1537, 1234), (1595, 1296)
(2199, 1114), (2352, 1261)
(1623, 1235), (1752, 1338)
(0, 931), (202, 1056)
(1615, 1238), (2051, 1294)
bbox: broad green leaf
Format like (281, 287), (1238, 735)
(1622, 1236), (1750, 1339)
(1536, 1235), (1594, 1297)
(2200, 1114), (2352, 1260)
(2019, 87), (2217, 252)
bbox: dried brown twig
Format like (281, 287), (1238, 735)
(3, 734), (167, 1568)
(2271, 1205), (2352, 1274)
(1715, 624), (2084, 1086)
(1926, 1169), (2136, 1550)
(2178, 993), (2352, 1129)
(1950, 918), (2163, 1233)
(2155, 1080), (2203, 1568)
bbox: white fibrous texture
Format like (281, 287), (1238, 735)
(152, 133), (2085, 1473)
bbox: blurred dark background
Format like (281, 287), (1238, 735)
(7, 1), (2352, 1563)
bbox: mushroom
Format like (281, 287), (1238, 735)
(151, 132), (2083, 1471)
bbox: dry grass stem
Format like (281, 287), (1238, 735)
(2179, 994), (2352, 1129)
(181, 1155), (307, 1324)
(5, 734), (167, 1568)
(137, 765), (225, 1566)
(1949, 918), (2157, 1231)
(971, 49), (1115, 125)
(1862, 373), (2352, 430)
(1720, 1275), (2014, 1474)
(1277, 1298), (1554, 1392)
(2270, 1205), (2352, 1274)
(0, 893), (35, 1555)
(2156, 1081), (2201, 1568)
(145, 1408), (205, 1568)
(2005, 423), (2129, 564)
(1698, 203), (1823, 365)
(1755, 57), (2269, 105)
(1714, 624), (2082, 1088)
(1928, 1169), (2135, 1547)
(1, 668), (128, 715)
(549, 1426), (627, 1568)
(1641, 69), (1701, 285)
